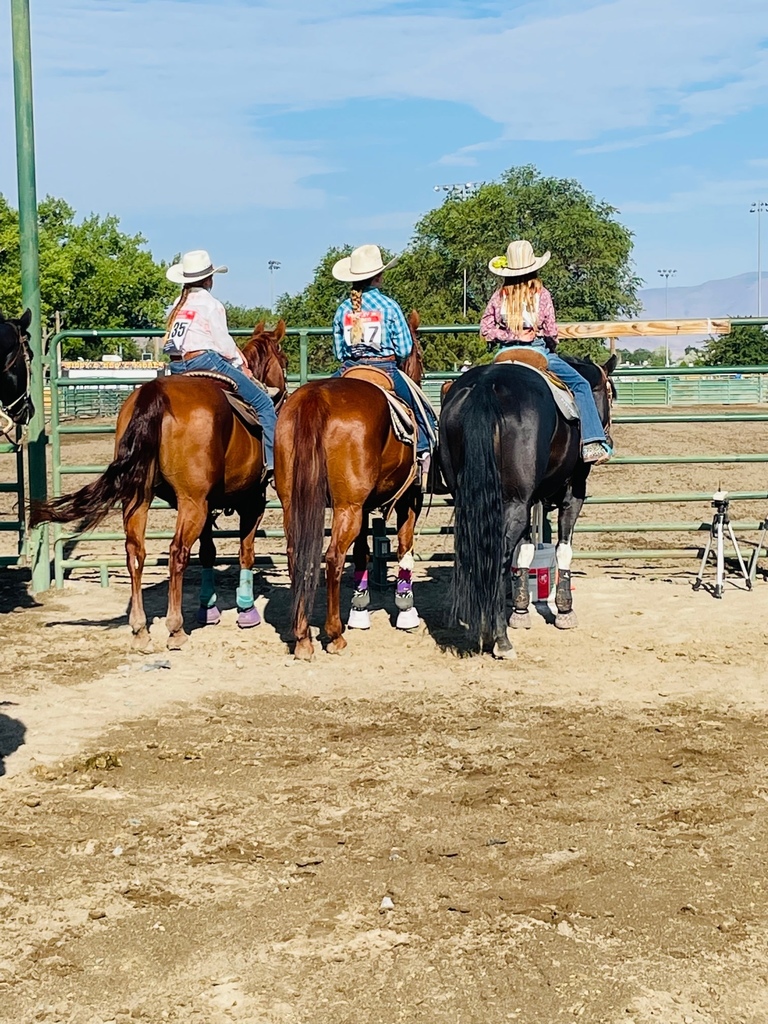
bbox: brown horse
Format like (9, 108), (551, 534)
(30, 322), (287, 649)
(275, 310), (426, 660)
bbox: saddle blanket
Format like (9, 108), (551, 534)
(183, 369), (265, 433)
(498, 361), (579, 422)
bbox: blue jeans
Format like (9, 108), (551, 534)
(334, 357), (437, 456)
(498, 344), (607, 445)
(170, 351), (276, 469)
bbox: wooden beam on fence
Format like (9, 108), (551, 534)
(557, 318), (731, 339)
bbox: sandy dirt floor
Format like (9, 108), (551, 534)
(2, 408), (768, 1023)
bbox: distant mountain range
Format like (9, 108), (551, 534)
(631, 272), (767, 356)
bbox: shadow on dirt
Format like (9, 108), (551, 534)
(0, 707), (26, 777)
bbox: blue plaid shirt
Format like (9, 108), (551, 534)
(332, 288), (413, 361)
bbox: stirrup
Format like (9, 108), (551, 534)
(582, 441), (612, 465)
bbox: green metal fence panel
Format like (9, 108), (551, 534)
(0, 434), (27, 568)
(42, 327), (768, 585)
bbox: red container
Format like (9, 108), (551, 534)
(535, 566), (551, 601)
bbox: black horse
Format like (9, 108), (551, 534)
(0, 309), (34, 431)
(439, 353), (617, 659)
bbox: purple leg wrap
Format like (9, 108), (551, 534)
(354, 569), (369, 590)
(396, 570), (412, 596)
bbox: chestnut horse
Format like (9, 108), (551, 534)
(276, 310), (426, 660)
(30, 322), (287, 649)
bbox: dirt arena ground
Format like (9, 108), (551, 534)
(2, 408), (768, 1024)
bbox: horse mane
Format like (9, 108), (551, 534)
(560, 352), (617, 397)
(242, 319), (288, 380)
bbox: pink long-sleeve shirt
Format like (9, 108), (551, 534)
(480, 286), (558, 345)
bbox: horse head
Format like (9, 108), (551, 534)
(399, 310), (424, 386)
(242, 319), (288, 403)
(0, 309), (34, 430)
(561, 352), (617, 447)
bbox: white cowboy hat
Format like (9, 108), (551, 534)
(488, 239), (551, 279)
(332, 244), (399, 283)
(166, 249), (228, 285)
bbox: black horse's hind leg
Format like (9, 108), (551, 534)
(348, 511), (371, 629)
(554, 468), (589, 630)
(493, 500), (530, 658)
(197, 514), (221, 626)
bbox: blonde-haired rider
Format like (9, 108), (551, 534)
(480, 240), (612, 465)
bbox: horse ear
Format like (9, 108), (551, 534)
(408, 309), (420, 332)
(254, 320), (265, 335)
(274, 319), (286, 342)
(20, 308), (32, 332)
(602, 353), (618, 376)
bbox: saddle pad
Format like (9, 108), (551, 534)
(341, 365), (395, 391)
(224, 391), (263, 432)
(384, 392), (417, 446)
(495, 360), (579, 422)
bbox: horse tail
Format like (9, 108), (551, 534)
(450, 381), (505, 645)
(287, 388), (330, 632)
(29, 380), (167, 532)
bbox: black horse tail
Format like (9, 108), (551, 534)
(287, 388), (330, 632)
(29, 380), (167, 532)
(450, 381), (505, 645)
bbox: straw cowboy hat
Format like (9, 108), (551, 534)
(332, 244), (399, 283)
(166, 249), (228, 285)
(488, 239), (551, 279)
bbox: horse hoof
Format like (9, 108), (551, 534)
(493, 641), (517, 660)
(396, 607), (420, 630)
(326, 637), (348, 655)
(508, 611), (532, 629)
(237, 606), (262, 629)
(131, 628), (152, 653)
(197, 605), (221, 626)
(167, 630), (189, 651)
(347, 608), (371, 630)
(294, 641), (314, 662)
(555, 611), (578, 630)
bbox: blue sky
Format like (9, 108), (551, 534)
(1, 0), (767, 309)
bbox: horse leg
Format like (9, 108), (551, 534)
(236, 496), (266, 629)
(197, 515), (221, 626)
(325, 505), (364, 655)
(348, 510), (371, 630)
(509, 517), (535, 631)
(554, 478), (586, 630)
(493, 501), (530, 659)
(124, 499), (152, 651)
(394, 492), (422, 630)
(166, 498), (208, 650)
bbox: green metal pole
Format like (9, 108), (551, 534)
(299, 330), (309, 385)
(11, 0), (49, 591)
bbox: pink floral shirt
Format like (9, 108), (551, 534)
(480, 286), (558, 345)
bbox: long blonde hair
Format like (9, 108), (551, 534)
(348, 275), (378, 345)
(165, 285), (194, 332)
(500, 276), (542, 334)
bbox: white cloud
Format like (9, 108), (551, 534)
(621, 172), (768, 215)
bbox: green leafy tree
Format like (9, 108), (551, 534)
(277, 165), (640, 371)
(698, 322), (768, 366)
(224, 303), (274, 331)
(0, 194), (175, 359)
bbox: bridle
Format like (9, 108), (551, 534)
(0, 323), (32, 437)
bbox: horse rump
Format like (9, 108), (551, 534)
(29, 379), (167, 533)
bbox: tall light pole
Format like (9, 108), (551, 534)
(268, 259), (281, 311)
(11, 0), (49, 591)
(658, 268), (677, 366)
(433, 182), (484, 318)
(750, 202), (767, 317)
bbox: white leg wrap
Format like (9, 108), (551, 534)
(517, 542), (535, 569)
(556, 542), (573, 571)
(398, 551), (415, 573)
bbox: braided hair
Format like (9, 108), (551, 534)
(348, 275), (379, 345)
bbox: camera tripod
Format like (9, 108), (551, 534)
(693, 491), (752, 599)
(748, 514), (768, 584)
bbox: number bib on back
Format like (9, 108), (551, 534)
(168, 309), (196, 346)
(343, 309), (383, 351)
